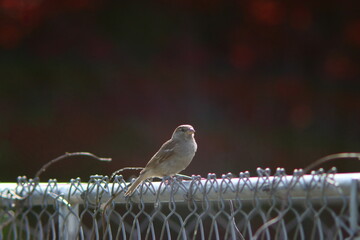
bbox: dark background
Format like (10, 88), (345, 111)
(1, 0), (359, 182)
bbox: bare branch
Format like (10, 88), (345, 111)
(35, 152), (112, 179)
(110, 167), (144, 180)
(302, 152), (360, 173)
(253, 152), (360, 239)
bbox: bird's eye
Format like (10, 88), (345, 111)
(180, 128), (185, 132)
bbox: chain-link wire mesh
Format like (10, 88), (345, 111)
(0, 168), (359, 239)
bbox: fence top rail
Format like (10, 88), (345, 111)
(1, 170), (360, 206)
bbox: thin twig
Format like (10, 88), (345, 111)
(253, 152), (360, 239)
(1, 153), (111, 230)
(110, 167), (144, 180)
(302, 152), (360, 173)
(102, 171), (192, 238)
(35, 152), (112, 179)
(229, 200), (245, 240)
(103, 166), (145, 238)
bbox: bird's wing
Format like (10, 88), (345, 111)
(142, 139), (177, 171)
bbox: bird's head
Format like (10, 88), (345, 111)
(172, 124), (195, 139)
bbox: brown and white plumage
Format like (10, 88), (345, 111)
(124, 124), (197, 196)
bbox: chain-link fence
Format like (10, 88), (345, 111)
(0, 168), (359, 239)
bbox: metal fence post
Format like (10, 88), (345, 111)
(349, 178), (359, 239)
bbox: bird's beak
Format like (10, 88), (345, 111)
(187, 128), (195, 134)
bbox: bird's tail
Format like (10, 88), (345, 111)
(124, 175), (146, 196)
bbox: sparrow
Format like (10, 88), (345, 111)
(124, 124), (197, 196)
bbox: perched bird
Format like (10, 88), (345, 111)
(124, 124), (197, 196)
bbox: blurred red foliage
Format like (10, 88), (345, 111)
(0, 0), (359, 180)
(249, 1), (285, 26)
